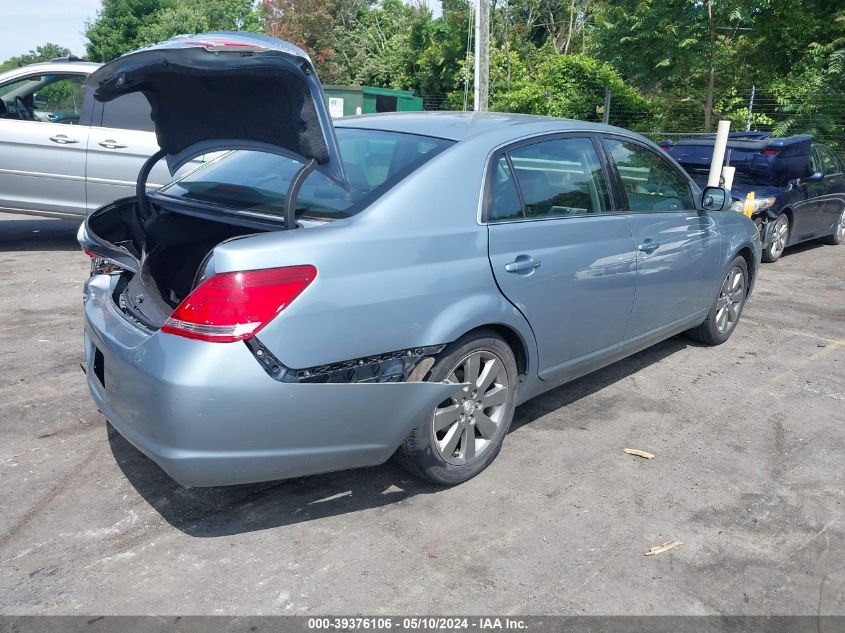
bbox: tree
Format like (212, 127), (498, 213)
(263, 0), (341, 71)
(85, 0), (169, 62)
(1, 44), (73, 71)
(490, 52), (653, 126)
(768, 11), (845, 149)
(85, 0), (261, 62)
(589, 0), (751, 131)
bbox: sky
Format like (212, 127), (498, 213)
(2, 0), (102, 61)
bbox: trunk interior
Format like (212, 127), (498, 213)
(86, 198), (271, 329)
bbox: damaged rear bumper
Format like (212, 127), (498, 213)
(83, 275), (460, 487)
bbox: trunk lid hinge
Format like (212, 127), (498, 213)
(284, 158), (318, 230)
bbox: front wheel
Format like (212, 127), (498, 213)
(821, 208), (845, 246)
(762, 213), (789, 262)
(394, 330), (518, 485)
(687, 256), (749, 346)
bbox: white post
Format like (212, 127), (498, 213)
(707, 120), (732, 187)
(721, 165), (735, 190)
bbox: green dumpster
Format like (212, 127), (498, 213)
(323, 85), (423, 118)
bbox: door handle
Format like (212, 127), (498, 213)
(505, 255), (541, 274)
(98, 140), (128, 150)
(637, 240), (660, 254)
(49, 134), (79, 144)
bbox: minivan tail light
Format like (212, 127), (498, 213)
(161, 266), (316, 343)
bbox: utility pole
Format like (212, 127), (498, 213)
(704, 0), (715, 131)
(474, 0), (489, 112)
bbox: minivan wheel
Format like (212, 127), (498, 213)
(686, 256), (748, 346)
(394, 330), (518, 485)
(821, 208), (845, 245)
(762, 213), (789, 262)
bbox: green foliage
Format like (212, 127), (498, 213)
(767, 19), (845, 149)
(1, 44), (72, 71)
(490, 52), (653, 129)
(73, 0), (845, 150)
(714, 87), (774, 131)
(85, 0), (169, 62)
(85, 0), (261, 62)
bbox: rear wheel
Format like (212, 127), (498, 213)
(821, 208), (845, 245)
(762, 213), (789, 262)
(687, 256), (748, 346)
(394, 330), (518, 485)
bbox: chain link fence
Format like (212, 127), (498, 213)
(420, 88), (845, 157)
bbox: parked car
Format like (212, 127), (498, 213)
(79, 33), (761, 488)
(662, 133), (845, 262)
(0, 58), (180, 219)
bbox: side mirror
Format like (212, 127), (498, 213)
(803, 171), (824, 183)
(700, 186), (728, 211)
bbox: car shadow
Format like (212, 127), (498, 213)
(0, 216), (82, 252)
(782, 239), (828, 258)
(110, 335), (693, 538)
(510, 335), (692, 433)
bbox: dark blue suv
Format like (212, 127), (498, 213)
(663, 133), (845, 262)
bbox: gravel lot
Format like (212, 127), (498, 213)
(0, 212), (843, 615)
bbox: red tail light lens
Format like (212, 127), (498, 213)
(161, 265), (316, 343)
(760, 149), (779, 155)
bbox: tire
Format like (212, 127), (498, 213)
(821, 208), (845, 246)
(687, 256), (749, 346)
(394, 329), (518, 485)
(762, 212), (789, 262)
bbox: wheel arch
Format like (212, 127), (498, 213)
(459, 323), (530, 377)
(779, 206), (795, 234)
(734, 245), (757, 292)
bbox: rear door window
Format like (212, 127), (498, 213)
(817, 146), (842, 175)
(604, 138), (695, 212)
(0, 73), (86, 124)
(101, 92), (154, 132)
(507, 137), (611, 218)
(489, 157), (525, 221)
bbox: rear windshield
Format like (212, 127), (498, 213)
(684, 167), (763, 187)
(157, 128), (453, 220)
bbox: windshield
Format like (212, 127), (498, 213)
(157, 128), (453, 221)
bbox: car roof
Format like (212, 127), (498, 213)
(334, 111), (632, 142)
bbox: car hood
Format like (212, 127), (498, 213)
(86, 32), (347, 187)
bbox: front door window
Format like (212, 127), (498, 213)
(0, 74), (86, 125)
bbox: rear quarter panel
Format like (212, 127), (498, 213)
(209, 139), (539, 376)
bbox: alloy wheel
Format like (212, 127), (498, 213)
(432, 350), (510, 465)
(770, 215), (789, 259)
(715, 266), (746, 335)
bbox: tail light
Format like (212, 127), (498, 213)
(161, 266), (316, 343)
(760, 149), (779, 156)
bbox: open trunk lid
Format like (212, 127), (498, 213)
(663, 132), (812, 186)
(86, 32), (347, 187)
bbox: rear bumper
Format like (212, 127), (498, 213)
(83, 275), (459, 487)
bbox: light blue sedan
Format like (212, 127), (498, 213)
(79, 33), (761, 487)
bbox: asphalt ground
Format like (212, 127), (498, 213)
(0, 212), (843, 615)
